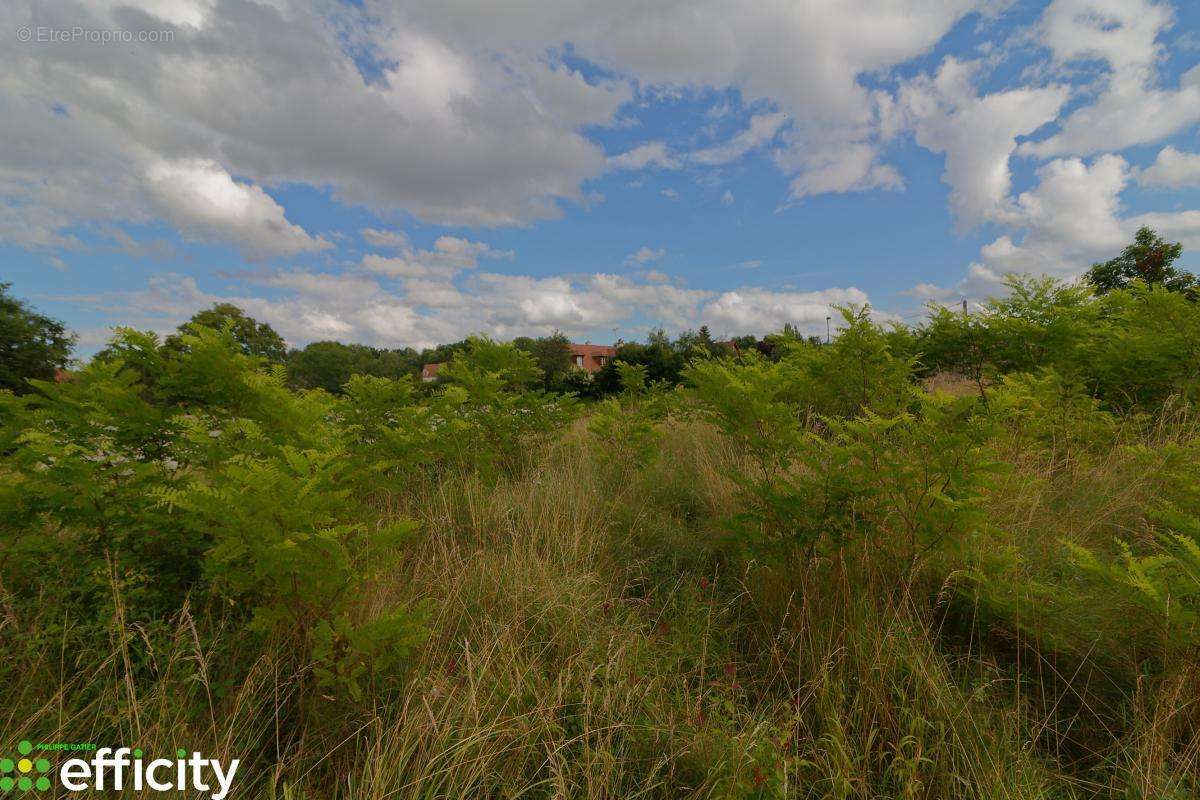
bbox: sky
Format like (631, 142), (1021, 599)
(3, 0), (1200, 355)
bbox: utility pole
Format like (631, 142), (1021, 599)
(825, 315), (831, 345)
(962, 298), (968, 316)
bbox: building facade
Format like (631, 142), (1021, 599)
(568, 343), (616, 374)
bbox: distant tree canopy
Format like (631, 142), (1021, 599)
(440, 336), (543, 391)
(0, 282), (75, 394)
(1086, 226), (1195, 295)
(512, 332), (572, 391)
(288, 341), (419, 394)
(167, 303), (288, 362)
(417, 340), (471, 372)
(66, 223), (1200, 411)
(594, 329), (686, 394)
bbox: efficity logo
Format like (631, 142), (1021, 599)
(0, 741), (52, 792)
(1, 741), (238, 799)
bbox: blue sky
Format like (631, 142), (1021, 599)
(3, 0), (1200, 354)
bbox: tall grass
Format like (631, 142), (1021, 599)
(2, 412), (1197, 798)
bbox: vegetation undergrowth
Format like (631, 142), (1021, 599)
(3, 257), (1200, 797)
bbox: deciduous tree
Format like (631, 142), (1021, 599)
(0, 282), (74, 394)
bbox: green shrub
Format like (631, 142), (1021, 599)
(0, 324), (575, 700)
(687, 342), (995, 568)
(1086, 284), (1200, 410)
(588, 361), (672, 470)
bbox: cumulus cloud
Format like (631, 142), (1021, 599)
(432, 236), (514, 266)
(608, 141), (681, 170)
(899, 58), (1068, 227)
(626, 246), (666, 264)
(392, 0), (983, 122)
(361, 235), (511, 280)
(1128, 210), (1200, 251)
(67, 263), (868, 351)
(144, 158), (330, 259)
(0, 0), (1049, 258)
(360, 228), (409, 249)
(13, 0), (1200, 333)
(782, 140), (905, 199)
(18, 0), (1198, 266)
(964, 154), (1132, 292)
(884, 3), (1200, 299)
(700, 287), (869, 335)
(903, 282), (960, 302)
(1138, 146), (1200, 189)
(400, 0), (985, 193)
(0, 0), (628, 252)
(690, 112), (788, 166)
(1020, 0), (1200, 158)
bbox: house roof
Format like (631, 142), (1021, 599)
(569, 343), (617, 357)
(421, 362), (444, 377)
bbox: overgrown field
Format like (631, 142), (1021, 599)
(2, 277), (1199, 798)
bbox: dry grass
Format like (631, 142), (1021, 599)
(922, 372), (986, 398)
(3, 416), (1198, 798)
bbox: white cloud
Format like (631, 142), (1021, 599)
(1128, 210), (1200, 251)
(700, 287), (869, 335)
(626, 246), (666, 264)
(964, 154), (1132, 292)
(690, 111), (788, 166)
(608, 141), (680, 170)
(1039, 0), (1170, 73)
(81, 0), (215, 28)
(144, 158), (330, 260)
(14, 0), (1200, 328)
(1021, 0), (1200, 158)
(360, 227), (409, 249)
(1138, 146), (1200, 189)
(722, 190), (734, 205)
(391, 0), (984, 136)
(362, 255), (441, 281)
(0, 0), (1003, 253)
(361, 235), (510, 280)
(432, 236), (514, 266)
(899, 58), (1068, 227)
(1011, 155), (1130, 258)
(782, 140), (905, 199)
(903, 282), (960, 302)
(896, 3), (1200, 300)
(0, 0), (629, 251)
(68, 265), (870, 351)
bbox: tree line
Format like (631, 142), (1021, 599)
(2, 226), (1195, 399)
